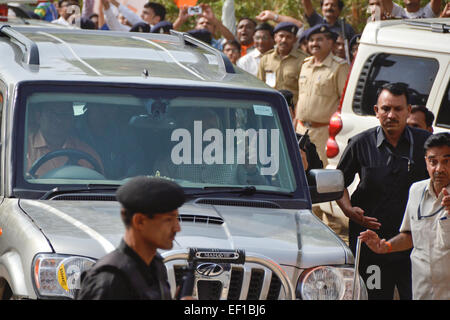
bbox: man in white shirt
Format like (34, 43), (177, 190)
(380, 0), (441, 19)
(173, 3), (235, 51)
(359, 132), (450, 300)
(101, 0), (166, 32)
(52, 0), (80, 26)
(237, 23), (275, 76)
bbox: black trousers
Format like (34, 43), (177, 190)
(358, 253), (412, 300)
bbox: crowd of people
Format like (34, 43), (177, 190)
(18, 0), (450, 301)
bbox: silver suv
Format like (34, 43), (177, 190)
(0, 21), (366, 300)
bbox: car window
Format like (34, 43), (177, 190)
(353, 53), (439, 116)
(436, 80), (450, 129)
(17, 84), (299, 196)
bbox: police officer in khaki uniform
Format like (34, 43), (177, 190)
(295, 24), (349, 243)
(295, 24), (349, 168)
(257, 22), (308, 106)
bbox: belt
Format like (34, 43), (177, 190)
(296, 119), (329, 128)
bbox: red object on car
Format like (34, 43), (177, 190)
(0, 4), (8, 22)
(326, 111), (342, 158)
(326, 61), (353, 159)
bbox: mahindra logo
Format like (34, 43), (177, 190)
(196, 263), (224, 277)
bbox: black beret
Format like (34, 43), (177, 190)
(306, 23), (338, 40)
(151, 21), (173, 34)
(116, 176), (185, 215)
(273, 22), (299, 35)
(130, 22), (151, 33)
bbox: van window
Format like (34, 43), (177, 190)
(353, 54), (439, 116)
(436, 80), (450, 129)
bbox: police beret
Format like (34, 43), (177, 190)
(151, 21), (173, 34)
(306, 24), (338, 41)
(273, 22), (299, 35)
(129, 22), (151, 33)
(187, 29), (212, 45)
(116, 176), (185, 215)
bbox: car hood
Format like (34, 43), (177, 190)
(19, 199), (349, 268)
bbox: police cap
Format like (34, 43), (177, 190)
(273, 22), (299, 35)
(151, 21), (173, 34)
(130, 22), (151, 33)
(116, 176), (185, 215)
(306, 24), (338, 41)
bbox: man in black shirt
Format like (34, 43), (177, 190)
(336, 83), (431, 300)
(76, 176), (185, 300)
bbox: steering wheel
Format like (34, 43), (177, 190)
(29, 149), (103, 178)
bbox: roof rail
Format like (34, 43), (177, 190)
(404, 20), (450, 33)
(170, 29), (235, 74)
(0, 24), (40, 65)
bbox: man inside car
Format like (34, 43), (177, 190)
(27, 102), (103, 178)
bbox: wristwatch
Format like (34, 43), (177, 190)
(273, 14), (279, 22)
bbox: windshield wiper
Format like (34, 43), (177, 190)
(40, 184), (121, 200)
(184, 186), (294, 198)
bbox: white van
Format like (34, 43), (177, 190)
(322, 18), (450, 225)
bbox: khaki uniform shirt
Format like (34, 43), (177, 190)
(400, 179), (450, 300)
(257, 48), (308, 105)
(295, 53), (349, 124)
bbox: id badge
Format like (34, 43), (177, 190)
(265, 72), (276, 88)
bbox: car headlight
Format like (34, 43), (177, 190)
(32, 254), (96, 299)
(297, 266), (367, 300)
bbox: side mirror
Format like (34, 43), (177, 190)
(307, 169), (344, 204)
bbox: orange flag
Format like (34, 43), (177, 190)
(174, 0), (198, 8)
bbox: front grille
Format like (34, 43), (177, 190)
(197, 280), (222, 300)
(227, 268), (244, 300)
(267, 273), (282, 300)
(173, 265), (282, 300)
(247, 269), (264, 300)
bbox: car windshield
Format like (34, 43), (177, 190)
(16, 84), (300, 196)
